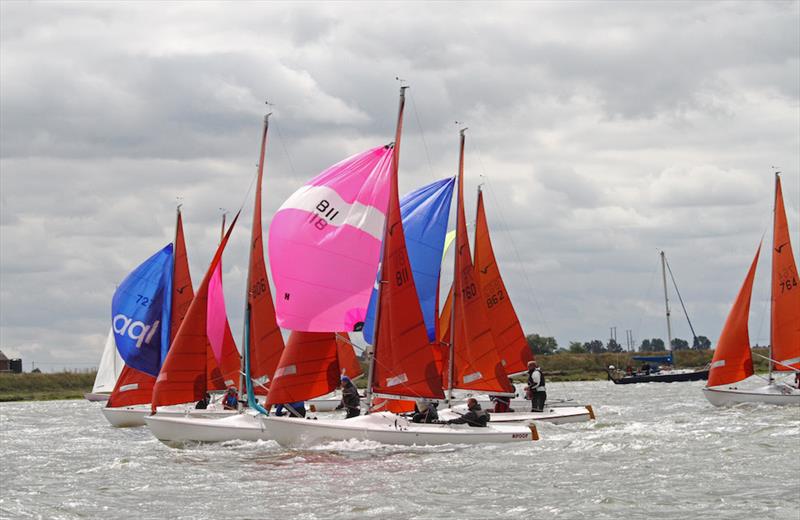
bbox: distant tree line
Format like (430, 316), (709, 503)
(526, 334), (712, 355)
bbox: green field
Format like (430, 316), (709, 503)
(0, 372), (96, 402)
(0, 349), (773, 401)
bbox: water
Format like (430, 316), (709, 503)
(1, 380), (798, 520)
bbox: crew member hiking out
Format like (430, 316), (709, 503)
(444, 398), (489, 427)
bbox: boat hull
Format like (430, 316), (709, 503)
(146, 413), (273, 444)
(702, 384), (800, 406)
(439, 405), (593, 424)
(84, 392), (110, 402)
(609, 369), (709, 384)
(146, 411), (539, 447)
(266, 412), (538, 447)
(101, 405), (235, 428)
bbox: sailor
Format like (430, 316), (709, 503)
(222, 386), (239, 410)
(526, 361), (547, 412)
(274, 401), (306, 418)
(336, 376), (361, 419)
(444, 398), (489, 427)
(411, 400), (439, 423)
(195, 393), (210, 410)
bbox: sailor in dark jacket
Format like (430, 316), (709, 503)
(445, 398), (489, 427)
(336, 376), (361, 419)
(411, 400), (439, 423)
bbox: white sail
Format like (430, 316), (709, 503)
(92, 329), (124, 394)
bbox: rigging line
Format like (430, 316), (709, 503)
(471, 143), (552, 338)
(664, 256), (699, 343)
(406, 89), (434, 176)
(271, 116), (298, 180)
(633, 256), (660, 350)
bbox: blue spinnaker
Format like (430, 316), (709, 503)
(111, 244), (173, 377)
(363, 177), (455, 344)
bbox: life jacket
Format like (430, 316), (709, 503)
(528, 368), (546, 391)
(473, 408), (490, 427)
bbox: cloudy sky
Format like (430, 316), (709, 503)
(1, 1), (798, 371)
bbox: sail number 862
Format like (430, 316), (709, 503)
(486, 289), (505, 308)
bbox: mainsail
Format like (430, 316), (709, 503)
(473, 188), (533, 375)
(449, 131), (513, 395)
(91, 329), (124, 394)
(269, 146), (393, 332)
(363, 177), (455, 344)
(369, 87), (445, 402)
(266, 331), (343, 406)
(336, 333), (363, 380)
(245, 115), (285, 394)
(706, 245), (761, 387)
(770, 175), (800, 371)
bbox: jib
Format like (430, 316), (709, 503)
(113, 315), (160, 348)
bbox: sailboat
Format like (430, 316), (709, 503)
(433, 134), (593, 424)
(702, 173), (800, 406)
(607, 251), (710, 384)
(101, 209), (241, 427)
(84, 329), (124, 402)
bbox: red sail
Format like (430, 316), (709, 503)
(247, 116), (285, 385)
(170, 210), (194, 344)
(707, 245), (760, 387)
(435, 285), (453, 380)
(336, 333), (363, 380)
(450, 133), (513, 394)
(371, 398), (415, 413)
(151, 213), (240, 411)
(473, 189), (533, 375)
(265, 331), (341, 405)
(371, 90), (445, 401)
(770, 175), (800, 371)
(106, 366), (154, 408)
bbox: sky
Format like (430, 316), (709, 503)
(1, 1), (798, 371)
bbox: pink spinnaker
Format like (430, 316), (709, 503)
(268, 145), (393, 332)
(206, 262), (230, 364)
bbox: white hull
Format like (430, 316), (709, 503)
(267, 412), (539, 447)
(702, 384), (800, 407)
(146, 412), (275, 444)
(84, 392), (110, 402)
(439, 405), (594, 424)
(101, 404), (235, 428)
(146, 411), (540, 447)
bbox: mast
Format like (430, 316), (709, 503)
(660, 250), (673, 360)
(447, 128), (467, 402)
(240, 112), (271, 413)
(768, 171), (778, 383)
(364, 85), (407, 411)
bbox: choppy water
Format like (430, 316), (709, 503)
(1, 380), (798, 520)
